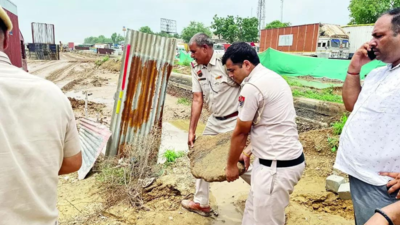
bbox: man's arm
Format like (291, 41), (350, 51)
(365, 201), (400, 225)
(226, 119), (253, 182)
(343, 43), (372, 111)
(188, 92), (203, 148)
(60, 114), (82, 175)
(59, 152), (82, 175)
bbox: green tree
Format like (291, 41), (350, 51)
(84, 36), (98, 44)
(139, 26), (154, 34)
(211, 15), (226, 39)
(265, 20), (291, 29)
(116, 34), (125, 43)
(111, 33), (118, 44)
(221, 16), (239, 43)
(181, 21), (212, 43)
(241, 17), (259, 42)
(348, 0), (400, 24)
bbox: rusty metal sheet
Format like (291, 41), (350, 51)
(78, 118), (112, 180)
(106, 30), (176, 156)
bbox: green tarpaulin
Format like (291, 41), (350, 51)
(177, 51), (193, 66)
(259, 48), (386, 81)
(176, 47), (386, 81)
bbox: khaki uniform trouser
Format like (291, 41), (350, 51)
(193, 116), (252, 207)
(242, 158), (305, 225)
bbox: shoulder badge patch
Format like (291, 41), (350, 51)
(197, 70), (203, 77)
(238, 96), (245, 107)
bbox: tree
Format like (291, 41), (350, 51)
(84, 34), (116, 44)
(211, 15), (226, 39)
(265, 20), (291, 29)
(221, 16), (239, 43)
(139, 26), (154, 34)
(111, 33), (118, 44)
(211, 15), (259, 43)
(241, 17), (259, 42)
(348, 0), (400, 24)
(181, 21), (212, 43)
(116, 34), (125, 43)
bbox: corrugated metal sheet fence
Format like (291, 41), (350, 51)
(106, 30), (176, 156)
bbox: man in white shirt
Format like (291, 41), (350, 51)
(334, 8), (400, 225)
(0, 6), (82, 225)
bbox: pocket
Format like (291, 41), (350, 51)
(370, 85), (400, 114)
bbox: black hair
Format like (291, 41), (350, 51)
(384, 8), (400, 35)
(0, 19), (6, 37)
(222, 42), (260, 66)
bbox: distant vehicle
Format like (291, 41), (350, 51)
(214, 43), (225, 55)
(260, 23), (350, 59)
(342, 25), (374, 59)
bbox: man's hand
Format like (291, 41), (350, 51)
(188, 132), (196, 148)
(239, 153), (250, 171)
(348, 42), (372, 74)
(380, 172), (400, 199)
(226, 164), (239, 182)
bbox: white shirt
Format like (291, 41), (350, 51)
(238, 64), (303, 160)
(191, 51), (240, 117)
(335, 64), (400, 186)
(0, 51), (81, 224)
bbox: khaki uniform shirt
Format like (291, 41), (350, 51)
(238, 64), (302, 160)
(0, 51), (81, 225)
(191, 51), (240, 117)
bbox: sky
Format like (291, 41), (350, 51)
(10, 0), (352, 44)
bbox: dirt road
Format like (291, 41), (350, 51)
(29, 53), (354, 224)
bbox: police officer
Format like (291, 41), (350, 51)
(223, 42), (305, 225)
(181, 33), (252, 216)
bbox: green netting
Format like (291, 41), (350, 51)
(259, 48), (386, 81)
(177, 51), (193, 66)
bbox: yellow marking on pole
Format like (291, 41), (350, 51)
(116, 91), (124, 114)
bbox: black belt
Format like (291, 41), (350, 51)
(259, 153), (305, 168)
(214, 111), (238, 121)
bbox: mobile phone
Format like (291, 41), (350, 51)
(368, 48), (376, 60)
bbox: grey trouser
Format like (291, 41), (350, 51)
(349, 176), (399, 225)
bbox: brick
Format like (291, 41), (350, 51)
(338, 183), (351, 200)
(326, 175), (346, 193)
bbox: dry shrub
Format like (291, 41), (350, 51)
(96, 127), (162, 208)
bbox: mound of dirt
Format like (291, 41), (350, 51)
(299, 128), (337, 155)
(101, 59), (122, 73)
(188, 132), (246, 182)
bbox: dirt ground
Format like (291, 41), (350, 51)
(28, 53), (355, 225)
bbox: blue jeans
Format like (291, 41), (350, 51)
(349, 176), (399, 225)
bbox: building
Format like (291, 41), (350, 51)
(1, 0), (27, 71)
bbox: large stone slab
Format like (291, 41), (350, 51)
(188, 132), (246, 182)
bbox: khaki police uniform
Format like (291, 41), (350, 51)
(191, 51), (252, 207)
(238, 64), (305, 225)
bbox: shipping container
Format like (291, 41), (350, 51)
(1, 0), (27, 70)
(68, 42), (74, 50)
(342, 25), (374, 59)
(260, 23), (350, 59)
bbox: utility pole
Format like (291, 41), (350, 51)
(281, 0), (284, 22)
(257, 0), (266, 33)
